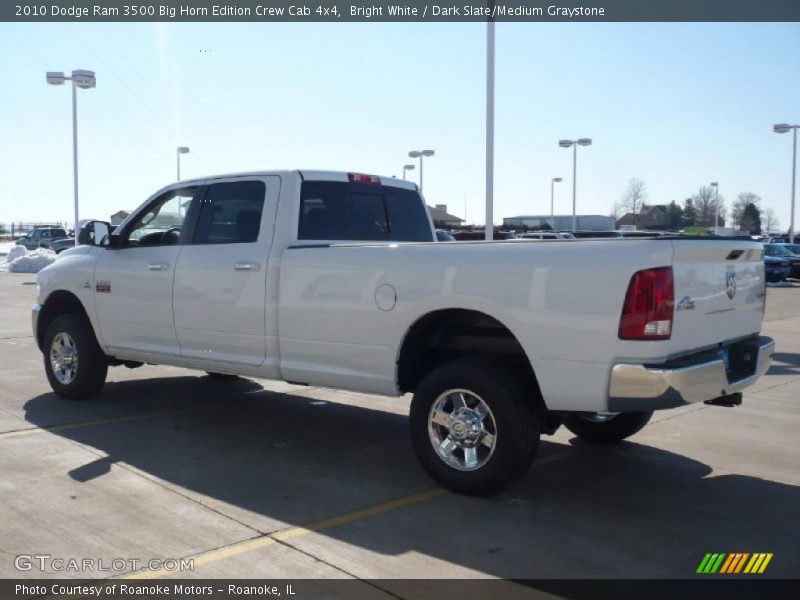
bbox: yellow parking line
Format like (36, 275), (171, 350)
(123, 487), (445, 580)
(0, 404), (219, 440)
(124, 449), (575, 580)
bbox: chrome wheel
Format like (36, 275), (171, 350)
(428, 389), (497, 471)
(579, 412), (618, 424)
(50, 332), (79, 385)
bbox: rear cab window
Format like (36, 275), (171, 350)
(298, 180), (433, 242)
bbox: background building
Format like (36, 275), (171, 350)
(503, 214), (615, 231)
(427, 204), (464, 228)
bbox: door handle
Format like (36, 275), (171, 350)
(234, 262), (260, 271)
(148, 263), (167, 271)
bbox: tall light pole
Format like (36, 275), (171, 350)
(774, 123), (798, 244)
(177, 146), (190, 181)
(408, 149), (434, 193)
(47, 69), (96, 245)
(559, 138), (592, 231)
(402, 164), (415, 180)
(710, 182), (719, 230)
(484, 19), (495, 242)
(550, 177), (562, 219)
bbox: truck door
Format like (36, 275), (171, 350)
(172, 176), (280, 366)
(94, 185), (201, 356)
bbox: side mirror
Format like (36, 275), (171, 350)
(78, 221), (112, 246)
(77, 227), (92, 245)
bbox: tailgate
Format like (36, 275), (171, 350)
(669, 239), (765, 355)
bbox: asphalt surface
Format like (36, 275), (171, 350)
(0, 272), (798, 585)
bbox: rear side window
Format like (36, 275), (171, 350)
(298, 181), (432, 242)
(193, 181), (266, 244)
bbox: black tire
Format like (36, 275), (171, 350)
(563, 411), (653, 443)
(205, 372), (241, 380)
(409, 359), (540, 496)
(43, 314), (108, 401)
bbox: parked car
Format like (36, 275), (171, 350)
(451, 230), (517, 240)
(435, 229), (455, 242)
(34, 169), (773, 495)
(773, 243), (800, 258)
(571, 230), (667, 239)
(766, 236), (792, 243)
(48, 237), (76, 254)
(764, 255), (791, 282)
(764, 243), (800, 278)
(518, 232), (575, 240)
(15, 226), (69, 250)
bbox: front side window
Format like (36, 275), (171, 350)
(193, 181), (266, 245)
(125, 187), (198, 247)
(298, 181), (432, 242)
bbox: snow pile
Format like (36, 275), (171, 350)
(2, 246), (56, 273)
(5, 244), (26, 262)
(0, 241), (16, 257)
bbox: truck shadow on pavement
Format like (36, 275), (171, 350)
(767, 352), (800, 377)
(22, 376), (800, 578)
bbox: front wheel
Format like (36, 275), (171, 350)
(409, 359), (540, 496)
(563, 411), (653, 443)
(43, 314), (108, 400)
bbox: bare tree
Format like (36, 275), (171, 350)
(609, 201), (624, 221)
(763, 208), (779, 233)
(692, 185), (726, 225)
(731, 192), (761, 228)
(621, 178), (648, 217)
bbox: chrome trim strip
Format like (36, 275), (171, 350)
(32, 304), (43, 346)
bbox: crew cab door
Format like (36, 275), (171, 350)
(94, 185), (201, 356)
(172, 177), (280, 366)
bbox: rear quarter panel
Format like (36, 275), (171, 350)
(277, 239), (676, 410)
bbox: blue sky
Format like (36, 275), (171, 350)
(0, 22), (798, 228)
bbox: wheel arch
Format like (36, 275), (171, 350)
(396, 308), (546, 411)
(36, 290), (94, 351)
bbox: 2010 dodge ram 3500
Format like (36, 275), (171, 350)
(33, 170), (774, 495)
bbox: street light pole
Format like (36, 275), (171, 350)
(408, 149), (435, 193)
(550, 177), (562, 219)
(793, 127), (797, 244)
(47, 69), (96, 245)
(71, 80), (79, 247)
(774, 124), (798, 243)
(571, 145), (577, 231)
(485, 20), (495, 242)
(402, 164), (415, 180)
(559, 138), (592, 232)
(177, 146), (190, 181)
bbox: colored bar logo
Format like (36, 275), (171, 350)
(697, 553), (773, 574)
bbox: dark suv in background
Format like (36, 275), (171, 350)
(15, 226), (69, 250)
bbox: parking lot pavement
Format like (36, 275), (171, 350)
(1, 272), (799, 582)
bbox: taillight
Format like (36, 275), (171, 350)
(347, 173), (380, 184)
(619, 267), (674, 340)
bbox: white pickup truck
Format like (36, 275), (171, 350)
(34, 170), (774, 495)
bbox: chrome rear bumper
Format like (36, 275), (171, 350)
(608, 336), (774, 412)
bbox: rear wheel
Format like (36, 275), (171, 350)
(563, 411), (652, 443)
(43, 314), (108, 400)
(410, 359), (540, 496)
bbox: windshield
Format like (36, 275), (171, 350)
(765, 244), (791, 256)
